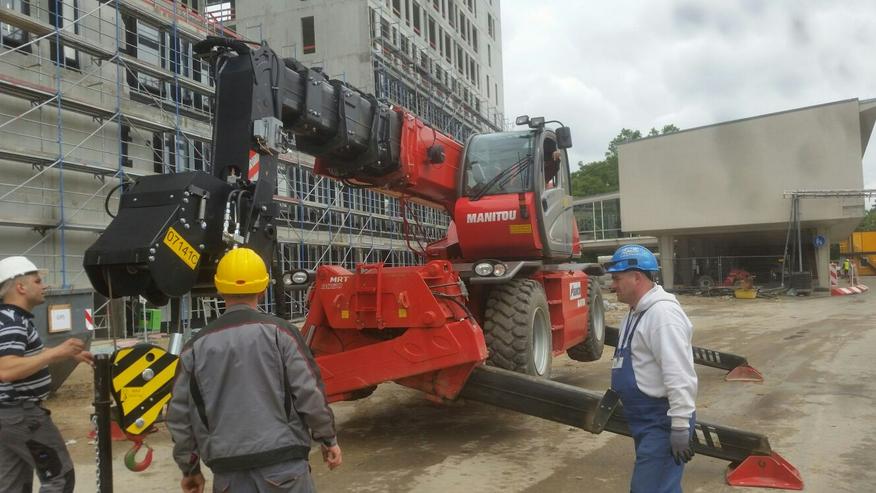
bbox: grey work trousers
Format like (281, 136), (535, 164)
(0, 401), (74, 493)
(212, 459), (315, 493)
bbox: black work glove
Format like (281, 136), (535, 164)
(670, 427), (694, 465)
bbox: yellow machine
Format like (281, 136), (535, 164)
(840, 232), (876, 276)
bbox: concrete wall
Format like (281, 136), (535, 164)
(619, 99), (867, 237)
(234, 0), (374, 90)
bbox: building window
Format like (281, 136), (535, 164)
(1, 0), (31, 53)
(412, 2), (421, 34)
(120, 125), (132, 167)
(444, 33), (451, 62)
(192, 58), (213, 113)
(456, 44), (463, 72)
(392, 0), (400, 16)
(301, 16), (315, 54)
(488, 13), (495, 38)
(428, 16), (436, 48)
(166, 35), (194, 107)
(152, 133), (165, 174)
(380, 16), (390, 41)
(487, 43), (491, 67)
(194, 141), (211, 172)
(205, 2), (233, 23)
(401, 34), (410, 56)
(448, 0), (455, 27)
(135, 21), (162, 95)
(125, 15), (211, 118)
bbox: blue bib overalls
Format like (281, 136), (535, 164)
(611, 309), (694, 493)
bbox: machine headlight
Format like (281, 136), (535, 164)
(291, 271), (309, 284)
(474, 262), (494, 276)
(283, 269), (312, 289)
(492, 263), (507, 277)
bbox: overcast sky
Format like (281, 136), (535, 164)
(500, 0), (876, 199)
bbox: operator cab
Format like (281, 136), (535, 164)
(456, 116), (578, 261)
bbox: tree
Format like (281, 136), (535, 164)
(571, 125), (679, 197)
(857, 204), (876, 231)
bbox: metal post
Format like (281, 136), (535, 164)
(795, 195), (803, 272)
(93, 353), (113, 492)
(171, 0), (184, 173)
(168, 297), (184, 355)
(52, 0), (68, 288)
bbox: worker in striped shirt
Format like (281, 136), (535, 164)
(0, 256), (93, 493)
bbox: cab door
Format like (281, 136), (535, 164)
(536, 134), (575, 259)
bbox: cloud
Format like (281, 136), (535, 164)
(500, 0), (876, 188)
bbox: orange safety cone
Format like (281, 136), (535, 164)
(725, 363), (764, 383)
(726, 451), (804, 489)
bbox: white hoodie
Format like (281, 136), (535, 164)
(617, 284), (698, 429)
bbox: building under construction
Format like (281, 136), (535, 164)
(0, 0), (504, 330)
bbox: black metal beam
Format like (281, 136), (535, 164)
(460, 365), (772, 464)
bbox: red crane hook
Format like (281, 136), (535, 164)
(123, 434), (154, 472)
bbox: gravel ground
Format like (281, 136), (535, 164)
(43, 277), (875, 492)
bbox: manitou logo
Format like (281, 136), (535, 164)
(466, 210), (517, 223)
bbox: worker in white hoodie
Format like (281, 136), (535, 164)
(605, 244), (697, 493)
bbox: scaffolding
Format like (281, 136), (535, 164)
(368, 0), (505, 142)
(0, 0), (452, 329)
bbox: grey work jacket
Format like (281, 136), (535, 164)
(167, 305), (336, 475)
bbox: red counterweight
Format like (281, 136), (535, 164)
(303, 260), (488, 402)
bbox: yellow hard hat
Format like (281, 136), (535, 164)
(214, 248), (269, 294)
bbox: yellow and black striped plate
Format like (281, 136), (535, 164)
(110, 344), (179, 435)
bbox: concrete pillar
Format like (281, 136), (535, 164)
(814, 228), (832, 289)
(658, 235), (675, 289)
(675, 237), (691, 286)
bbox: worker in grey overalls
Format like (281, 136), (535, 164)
(605, 245), (698, 493)
(167, 248), (341, 493)
(0, 256), (93, 492)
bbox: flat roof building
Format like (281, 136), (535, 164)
(618, 98), (876, 289)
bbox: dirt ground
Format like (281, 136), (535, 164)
(45, 277), (875, 492)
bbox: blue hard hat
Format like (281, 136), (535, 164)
(604, 244), (659, 273)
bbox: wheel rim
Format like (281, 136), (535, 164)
(531, 306), (551, 376)
(591, 293), (605, 342)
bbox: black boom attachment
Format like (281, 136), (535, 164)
(84, 172), (230, 305)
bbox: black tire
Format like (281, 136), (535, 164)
(567, 277), (606, 362)
(482, 279), (553, 377)
(696, 275), (715, 289)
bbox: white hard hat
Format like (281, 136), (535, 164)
(0, 256), (40, 285)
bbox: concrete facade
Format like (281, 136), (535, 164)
(618, 99), (876, 289)
(232, 0), (505, 136)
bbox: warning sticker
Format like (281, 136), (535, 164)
(162, 226), (200, 269)
(509, 224), (532, 234)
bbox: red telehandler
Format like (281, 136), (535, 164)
(82, 37), (801, 490)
